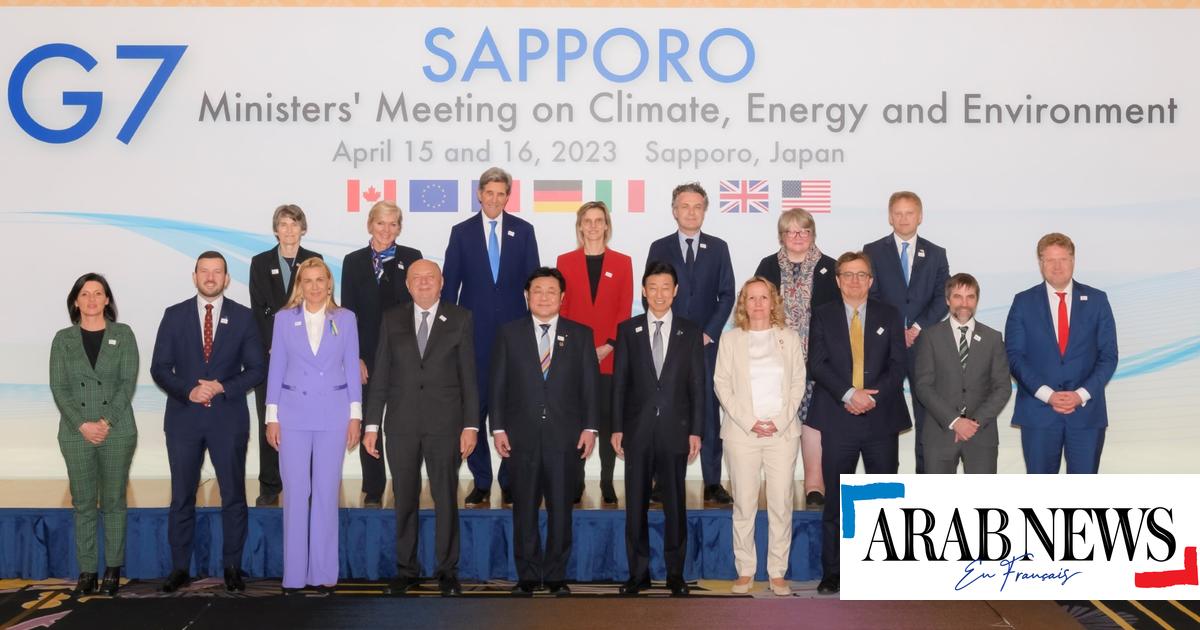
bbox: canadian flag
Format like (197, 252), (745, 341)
(346, 179), (397, 213)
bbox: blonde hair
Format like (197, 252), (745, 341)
(367, 201), (403, 227)
(733, 276), (786, 331)
(574, 201), (612, 247)
(1037, 232), (1075, 258)
(283, 258), (339, 311)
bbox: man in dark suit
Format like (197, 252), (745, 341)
(247, 204), (322, 507)
(611, 261), (705, 597)
(442, 167), (540, 507)
(341, 200), (422, 507)
(807, 251), (911, 595)
(863, 191), (950, 474)
(1005, 233), (1117, 474)
(362, 260), (477, 597)
(150, 251), (266, 593)
(490, 267), (599, 596)
(644, 182), (734, 506)
(913, 273), (1012, 474)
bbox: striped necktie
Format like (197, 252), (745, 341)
(958, 326), (969, 369)
(539, 323), (551, 380)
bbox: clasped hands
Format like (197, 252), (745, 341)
(78, 419), (110, 445)
(1049, 391), (1083, 414)
(952, 417), (980, 443)
(844, 388), (879, 415)
(188, 379), (224, 404)
(751, 419), (778, 439)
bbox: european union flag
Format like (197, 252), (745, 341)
(409, 180), (459, 212)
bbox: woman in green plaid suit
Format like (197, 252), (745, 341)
(49, 273), (138, 596)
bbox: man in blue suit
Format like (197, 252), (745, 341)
(863, 191), (949, 473)
(442, 167), (540, 507)
(645, 182), (735, 506)
(150, 251), (266, 593)
(1005, 233), (1117, 474)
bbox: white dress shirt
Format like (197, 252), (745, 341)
(748, 329), (784, 419)
(892, 233), (921, 330)
(676, 230), (702, 262)
(482, 212), (504, 257)
(267, 305), (362, 424)
(1036, 280), (1091, 407)
(196, 295), (224, 343)
(646, 308), (673, 358)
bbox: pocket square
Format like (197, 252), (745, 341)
(876, 327), (884, 335)
(270, 268), (280, 275)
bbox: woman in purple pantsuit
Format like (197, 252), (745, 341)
(265, 258), (362, 592)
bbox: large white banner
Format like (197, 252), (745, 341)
(2, 7), (1198, 479)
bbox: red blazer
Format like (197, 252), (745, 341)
(557, 248), (634, 374)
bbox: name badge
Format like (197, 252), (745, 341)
(220, 317), (229, 325)
(917, 249), (926, 258)
(604, 271), (613, 278)
(1080, 295), (1088, 301)
(973, 334), (982, 342)
(507, 230), (515, 237)
(819, 267), (828, 275)
(635, 326), (643, 333)
(271, 268), (280, 275)
(108, 339), (117, 345)
(699, 242), (708, 249)
(876, 327), (885, 335)
(438, 314), (447, 322)
(294, 320), (303, 327)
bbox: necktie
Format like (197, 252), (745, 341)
(203, 304), (214, 363)
(958, 325), (969, 369)
(488, 220), (501, 283)
(684, 237), (696, 274)
(652, 320), (665, 378)
(539, 323), (551, 380)
(1056, 292), (1070, 356)
(900, 241), (911, 286)
(850, 308), (864, 389)
(417, 311), (430, 358)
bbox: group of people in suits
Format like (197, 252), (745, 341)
(49, 167), (1118, 598)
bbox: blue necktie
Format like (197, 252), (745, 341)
(488, 220), (500, 283)
(900, 241), (911, 286)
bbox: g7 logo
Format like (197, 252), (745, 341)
(8, 43), (186, 144)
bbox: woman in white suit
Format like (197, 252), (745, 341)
(714, 277), (807, 596)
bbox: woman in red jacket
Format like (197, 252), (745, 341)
(556, 201), (633, 507)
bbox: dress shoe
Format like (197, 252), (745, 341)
(74, 572), (98, 595)
(255, 492), (280, 507)
(282, 586), (307, 596)
(731, 576), (752, 594)
(619, 577), (651, 595)
(666, 577), (690, 596)
(501, 488), (514, 507)
(704, 484), (733, 507)
(600, 483), (619, 507)
(817, 574), (840, 595)
(100, 566), (122, 596)
(438, 576), (462, 597)
(546, 581), (571, 596)
(363, 494), (383, 508)
(806, 491), (826, 510)
(769, 578), (792, 596)
(224, 567), (246, 592)
(160, 569), (191, 593)
(464, 487), (490, 508)
(386, 576), (419, 595)
(510, 581), (537, 596)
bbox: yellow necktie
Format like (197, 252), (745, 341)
(851, 308), (864, 389)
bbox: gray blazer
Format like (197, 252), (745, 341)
(912, 318), (1012, 449)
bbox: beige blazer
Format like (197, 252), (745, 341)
(714, 326), (807, 443)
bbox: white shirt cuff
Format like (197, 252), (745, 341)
(266, 403), (279, 423)
(350, 401), (362, 419)
(1035, 386), (1055, 404)
(492, 429), (506, 434)
(586, 429), (599, 433)
(841, 388), (856, 404)
(1075, 388), (1091, 406)
(464, 427), (479, 431)
(910, 322), (922, 331)
(365, 424), (379, 433)
(949, 416), (960, 429)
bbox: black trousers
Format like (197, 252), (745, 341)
(576, 376), (615, 492)
(358, 381), (387, 499)
(253, 383), (281, 496)
(510, 439), (578, 584)
(624, 441), (688, 581)
(820, 430), (899, 577)
(387, 430), (461, 579)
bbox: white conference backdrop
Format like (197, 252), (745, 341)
(1, 8), (1198, 481)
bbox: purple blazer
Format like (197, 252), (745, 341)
(265, 305), (362, 431)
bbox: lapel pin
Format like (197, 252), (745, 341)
(1080, 295), (1088, 301)
(917, 249), (926, 258)
(819, 267), (828, 274)
(676, 329), (683, 336)
(973, 334), (982, 342)
(220, 317), (229, 325)
(294, 320), (303, 327)
(876, 327), (885, 335)
(397, 262), (405, 269)
(699, 242), (708, 249)
(108, 339), (117, 345)
(507, 230), (515, 237)
(439, 314), (447, 322)
(270, 268), (280, 275)
(557, 335), (565, 342)
(635, 326), (643, 333)
(604, 271), (613, 278)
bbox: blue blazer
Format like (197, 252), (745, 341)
(863, 234), (949, 330)
(441, 211), (540, 398)
(150, 297), (266, 431)
(645, 232), (735, 342)
(1004, 282), (1118, 430)
(265, 306), (362, 432)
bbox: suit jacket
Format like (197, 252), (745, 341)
(248, 245), (322, 352)
(150, 297), (266, 430)
(557, 248), (634, 375)
(264, 306), (362, 432)
(489, 317), (599, 453)
(754, 252), (840, 312)
(611, 313), (705, 452)
(806, 298), (911, 438)
(913, 319), (1012, 448)
(863, 234), (950, 330)
(646, 232), (735, 342)
(1004, 281), (1117, 430)
(49, 322), (139, 441)
(714, 327), (807, 443)
(366, 302), (478, 437)
(340, 243), (423, 371)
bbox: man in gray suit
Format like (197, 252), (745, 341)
(912, 273), (1012, 474)
(363, 259), (478, 596)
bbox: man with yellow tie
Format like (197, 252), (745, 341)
(806, 251), (911, 595)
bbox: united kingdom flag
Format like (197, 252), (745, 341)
(719, 180), (769, 213)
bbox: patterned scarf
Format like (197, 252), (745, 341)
(371, 243), (397, 284)
(777, 244), (823, 422)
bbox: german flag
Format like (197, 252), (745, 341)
(533, 180), (583, 213)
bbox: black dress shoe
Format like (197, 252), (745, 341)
(363, 494), (383, 508)
(666, 577), (690, 596)
(438, 576), (462, 597)
(224, 567), (246, 592)
(255, 492), (280, 507)
(74, 572), (98, 595)
(510, 581), (537, 596)
(99, 566), (121, 596)
(464, 487), (490, 508)
(618, 577), (651, 595)
(806, 491), (826, 509)
(703, 484), (733, 507)
(817, 575), (840, 595)
(545, 581), (571, 596)
(160, 569), (190, 593)
(600, 483), (619, 507)
(386, 576), (419, 595)
(501, 488), (514, 507)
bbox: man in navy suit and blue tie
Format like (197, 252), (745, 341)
(645, 183), (735, 506)
(1005, 233), (1117, 474)
(443, 167), (540, 507)
(150, 251), (266, 593)
(863, 191), (950, 473)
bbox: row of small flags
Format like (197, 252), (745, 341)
(346, 179), (831, 214)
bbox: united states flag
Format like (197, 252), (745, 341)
(780, 180), (832, 212)
(718, 180), (769, 214)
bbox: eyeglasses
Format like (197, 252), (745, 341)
(838, 272), (871, 281)
(782, 229), (813, 239)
